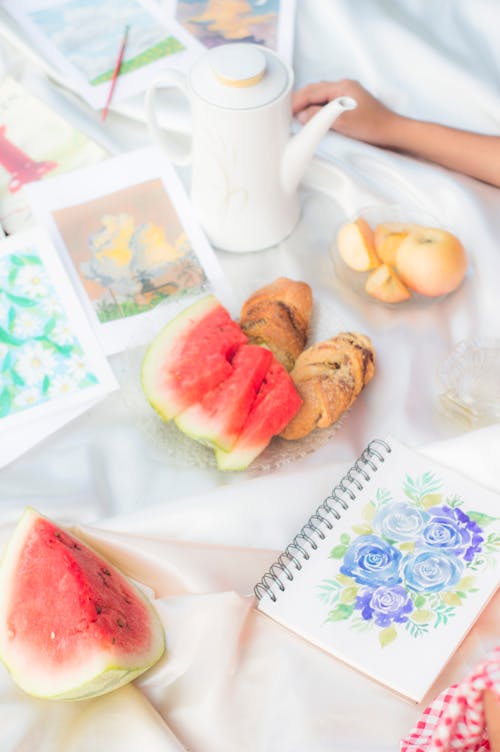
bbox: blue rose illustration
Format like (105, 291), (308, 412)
(373, 502), (429, 542)
(339, 535), (403, 587)
(355, 585), (414, 626)
(402, 549), (464, 593)
(419, 506), (484, 562)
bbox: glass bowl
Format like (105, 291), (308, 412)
(330, 204), (467, 308)
(438, 338), (500, 426)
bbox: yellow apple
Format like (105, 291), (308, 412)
(395, 227), (467, 296)
(374, 222), (419, 266)
(365, 264), (412, 303)
(336, 218), (379, 272)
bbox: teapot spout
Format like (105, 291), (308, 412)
(281, 96), (356, 194)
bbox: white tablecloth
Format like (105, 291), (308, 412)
(0, 1), (499, 750)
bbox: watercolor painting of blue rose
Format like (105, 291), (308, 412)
(317, 472), (500, 647)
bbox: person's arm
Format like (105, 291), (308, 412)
(292, 80), (500, 188)
(485, 689), (500, 751)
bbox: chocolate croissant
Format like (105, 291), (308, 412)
(279, 332), (375, 440)
(239, 277), (313, 371)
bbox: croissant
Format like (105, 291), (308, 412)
(239, 277), (313, 371)
(279, 332), (375, 440)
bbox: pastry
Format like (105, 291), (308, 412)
(280, 332), (375, 440)
(239, 277), (313, 371)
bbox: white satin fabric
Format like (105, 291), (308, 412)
(0, 1), (500, 750)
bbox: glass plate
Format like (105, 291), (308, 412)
(330, 204), (467, 309)
(118, 296), (351, 473)
(437, 338), (500, 426)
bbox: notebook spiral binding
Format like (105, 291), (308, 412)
(254, 438), (392, 603)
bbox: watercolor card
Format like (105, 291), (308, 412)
(2, 0), (204, 110)
(0, 77), (108, 235)
(24, 147), (234, 354)
(0, 227), (118, 467)
(166, 0), (297, 63)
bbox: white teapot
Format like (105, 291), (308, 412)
(146, 44), (355, 252)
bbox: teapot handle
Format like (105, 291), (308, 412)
(145, 71), (192, 165)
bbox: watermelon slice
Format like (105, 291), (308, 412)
(0, 509), (165, 701)
(215, 361), (303, 471)
(141, 295), (247, 420)
(175, 344), (273, 451)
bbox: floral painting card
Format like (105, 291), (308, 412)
(256, 437), (500, 702)
(0, 227), (118, 467)
(165, 0), (297, 63)
(2, 0), (203, 110)
(24, 146), (234, 355)
(0, 77), (108, 235)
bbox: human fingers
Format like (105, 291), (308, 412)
(292, 81), (347, 115)
(295, 105), (322, 124)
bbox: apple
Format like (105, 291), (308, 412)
(395, 227), (467, 296)
(336, 218), (380, 271)
(365, 264), (412, 303)
(374, 222), (419, 266)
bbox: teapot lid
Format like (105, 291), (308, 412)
(189, 43), (291, 110)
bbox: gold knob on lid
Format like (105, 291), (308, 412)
(211, 46), (266, 88)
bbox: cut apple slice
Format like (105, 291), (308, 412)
(336, 218), (379, 271)
(365, 264), (412, 303)
(374, 222), (419, 266)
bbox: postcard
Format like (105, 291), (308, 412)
(0, 227), (118, 467)
(24, 147), (234, 355)
(2, 0), (204, 110)
(0, 77), (108, 235)
(166, 0), (297, 63)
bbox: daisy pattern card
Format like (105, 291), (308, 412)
(0, 227), (118, 467)
(25, 146), (234, 355)
(2, 0), (203, 111)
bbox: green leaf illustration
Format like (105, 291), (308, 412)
(12, 254), (41, 266)
(352, 522), (373, 535)
(378, 625), (397, 647)
(362, 502), (376, 522)
(4, 291), (37, 308)
(457, 575), (476, 590)
(340, 533), (350, 545)
(7, 307), (15, 332)
(0, 327), (24, 346)
(410, 609), (434, 624)
(421, 493), (442, 509)
(336, 573), (356, 586)
(1, 351), (13, 373)
(0, 388), (11, 418)
(326, 603), (355, 622)
(85, 373), (99, 385)
(340, 586), (358, 604)
(441, 592), (461, 607)
(398, 541), (415, 553)
(468, 511), (499, 527)
(8, 267), (18, 286)
(42, 375), (50, 395)
(10, 369), (25, 387)
(413, 594), (426, 608)
(43, 317), (57, 336)
(329, 544), (348, 559)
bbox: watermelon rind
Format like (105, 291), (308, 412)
(0, 508), (165, 701)
(141, 295), (220, 422)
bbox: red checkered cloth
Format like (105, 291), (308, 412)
(401, 646), (500, 752)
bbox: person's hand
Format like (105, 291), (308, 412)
(292, 79), (399, 147)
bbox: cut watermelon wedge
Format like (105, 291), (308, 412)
(175, 344), (273, 451)
(0, 509), (165, 701)
(215, 361), (303, 471)
(141, 295), (247, 420)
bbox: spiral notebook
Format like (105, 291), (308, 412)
(255, 437), (500, 702)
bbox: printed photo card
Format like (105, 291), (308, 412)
(25, 146), (234, 355)
(0, 227), (118, 467)
(165, 0), (297, 63)
(2, 0), (204, 110)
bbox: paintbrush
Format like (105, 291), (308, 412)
(101, 25), (129, 122)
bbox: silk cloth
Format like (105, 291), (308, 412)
(0, 1), (500, 750)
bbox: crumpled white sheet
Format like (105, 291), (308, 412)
(1, 0), (500, 750)
(1, 426), (500, 752)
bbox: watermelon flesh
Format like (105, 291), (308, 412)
(215, 361), (303, 471)
(141, 295), (247, 420)
(175, 344), (273, 451)
(0, 509), (165, 701)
